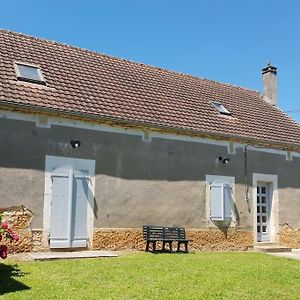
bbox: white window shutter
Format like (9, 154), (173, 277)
(210, 182), (232, 221)
(223, 184), (233, 219)
(50, 171), (70, 248)
(210, 183), (224, 221)
(50, 169), (89, 248)
(71, 170), (89, 248)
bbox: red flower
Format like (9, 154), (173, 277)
(0, 245), (8, 259)
(12, 233), (19, 241)
(1, 222), (8, 230)
(0, 233), (2, 241)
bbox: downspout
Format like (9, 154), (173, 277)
(244, 145), (251, 212)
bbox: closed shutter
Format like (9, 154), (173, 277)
(71, 170), (89, 247)
(223, 184), (232, 219)
(50, 168), (89, 248)
(50, 171), (70, 248)
(210, 182), (232, 221)
(210, 183), (224, 221)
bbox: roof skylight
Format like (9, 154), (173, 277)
(15, 63), (45, 85)
(212, 101), (231, 115)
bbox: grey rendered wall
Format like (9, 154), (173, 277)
(0, 117), (300, 229)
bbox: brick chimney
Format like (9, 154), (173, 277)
(262, 63), (278, 105)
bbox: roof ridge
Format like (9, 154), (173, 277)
(1, 29), (300, 148)
(0, 28), (260, 95)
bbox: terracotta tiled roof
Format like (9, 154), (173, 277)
(1, 29), (300, 147)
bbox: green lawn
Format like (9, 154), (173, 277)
(1, 252), (300, 299)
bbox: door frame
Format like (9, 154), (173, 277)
(252, 173), (279, 243)
(256, 182), (271, 242)
(42, 155), (96, 249)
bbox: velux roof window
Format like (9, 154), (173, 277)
(15, 62), (45, 85)
(212, 101), (231, 116)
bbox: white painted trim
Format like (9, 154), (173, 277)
(291, 152), (300, 157)
(227, 142), (236, 154)
(0, 109), (297, 158)
(36, 116), (51, 128)
(43, 155), (96, 249)
(244, 145), (293, 157)
(0, 109), (234, 148)
(286, 151), (293, 161)
(0, 109), (144, 138)
(205, 175), (236, 227)
(150, 131), (230, 147)
(252, 173), (279, 243)
(142, 131), (152, 142)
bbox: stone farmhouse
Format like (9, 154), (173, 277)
(1, 29), (300, 252)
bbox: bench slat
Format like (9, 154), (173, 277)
(143, 225), (190, 253)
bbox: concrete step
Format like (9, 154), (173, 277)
(29, 250), (118, 261)
(254, 243), (291, 253)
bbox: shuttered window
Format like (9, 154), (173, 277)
(71, 170), (89, 248)
(50, 168), (89, 248)
(50, 172), (70, 247)
(210, 183), (232, 221)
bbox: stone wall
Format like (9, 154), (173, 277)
(1, 206), (34, 253)
(280, 224), (300, 248)
(6, 209), (299, 252)
(92, 228), (253, 251)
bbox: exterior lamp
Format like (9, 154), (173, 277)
(218, 156), (230, 164)
(71, 140), (81, 149)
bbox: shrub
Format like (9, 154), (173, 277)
(0, 212), (19, 259)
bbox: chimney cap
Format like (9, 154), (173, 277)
(262, 62), (277, 75)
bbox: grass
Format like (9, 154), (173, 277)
(1, 252), (300, 299)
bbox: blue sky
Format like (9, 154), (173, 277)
(1, 1), (300, 120)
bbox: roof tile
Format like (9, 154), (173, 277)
(1, 29), (300, 146)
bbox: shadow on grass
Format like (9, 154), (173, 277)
(0, 263), (30, 295)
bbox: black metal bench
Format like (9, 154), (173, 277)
(143, 225), (190, 253)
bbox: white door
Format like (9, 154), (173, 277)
(257, 183), (270, 242)
(45, 156), (95, 249)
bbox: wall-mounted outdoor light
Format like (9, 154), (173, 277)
(71, 140), (81, 149)
(218, 156), (230, 164)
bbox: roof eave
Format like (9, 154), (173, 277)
(1, 100), (300, 152)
